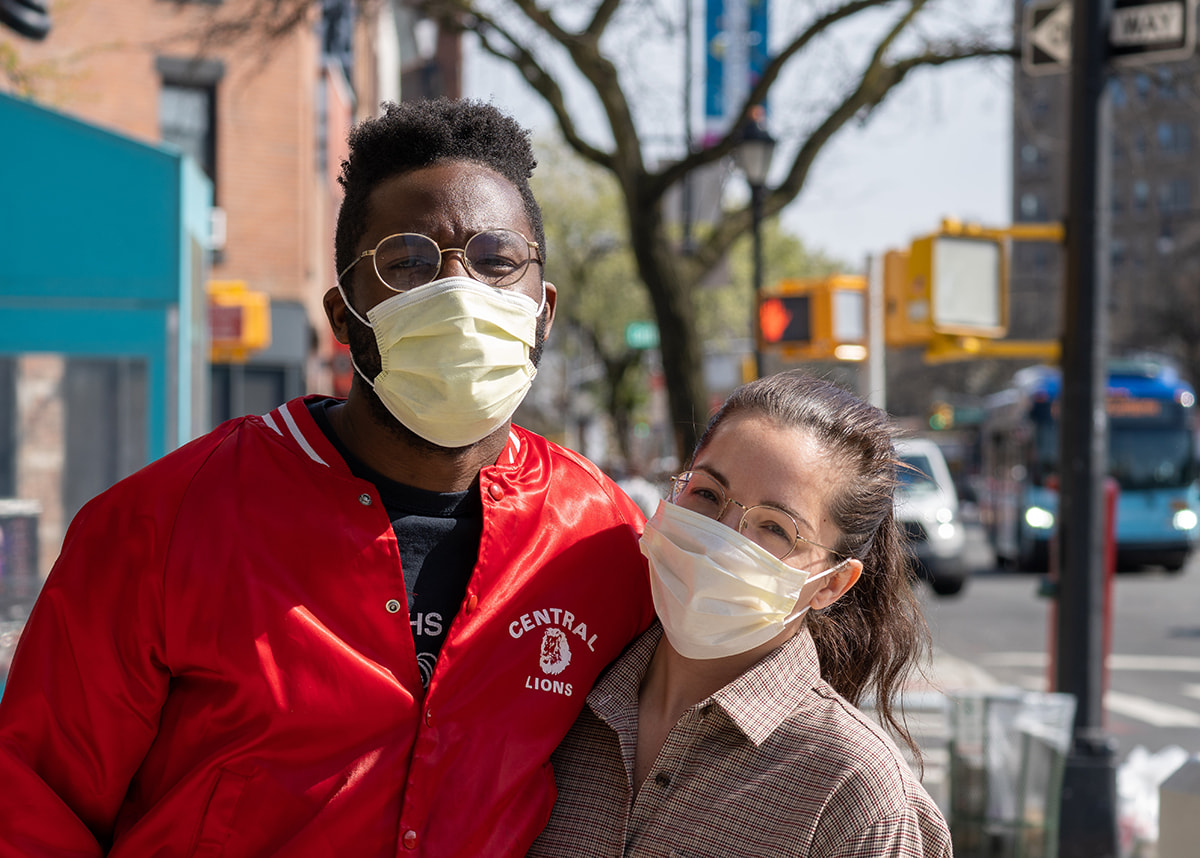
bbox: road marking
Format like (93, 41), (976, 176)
(982, 652), (1200, 672)
(975, 664), (1200, 727)
(1109, 655), (1200, 672)
(1104, 690), (1200, 728)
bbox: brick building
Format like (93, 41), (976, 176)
(0, 0), (461, 578)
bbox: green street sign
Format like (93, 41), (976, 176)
(625, 320), (660, 350)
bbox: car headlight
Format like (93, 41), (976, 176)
(1174, 509), (1199, 532)
(1025, 506), (1055, 530)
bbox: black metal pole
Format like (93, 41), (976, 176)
(1056, 1), (1117, 855)
(750, 182), (765, 379)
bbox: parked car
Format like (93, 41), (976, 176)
(895, 438), (969, 596)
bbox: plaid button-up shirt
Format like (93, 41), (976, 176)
(529, 623), (951, 858)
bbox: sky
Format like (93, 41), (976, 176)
(461, 7), (1014, 271)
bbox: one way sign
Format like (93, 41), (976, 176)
(1023, 0), (1197, 75)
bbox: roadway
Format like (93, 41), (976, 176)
(922, 520), (1200, 764)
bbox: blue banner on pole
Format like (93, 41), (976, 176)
(704, 0), (726, 123)
(704, 0), (769, 141)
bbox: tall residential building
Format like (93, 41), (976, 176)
(1010, 0), (1200, 383)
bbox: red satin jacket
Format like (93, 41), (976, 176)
(0, 396), (654, 857)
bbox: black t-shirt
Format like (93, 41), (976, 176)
(308, 399), (481, 687)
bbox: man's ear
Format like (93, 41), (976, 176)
(808, 559), (863, 611)
(324, 285), (350, 345)
(541, 281), (558, 334)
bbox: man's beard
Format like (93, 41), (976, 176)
(345, 305), (549, 453)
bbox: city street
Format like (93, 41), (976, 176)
(921, 522), (1200, 765)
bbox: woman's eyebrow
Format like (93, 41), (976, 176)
(694, 464), (819, 534)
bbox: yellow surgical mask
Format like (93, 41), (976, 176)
(340, 276), (543, 448)
(640, 501), (846, 660)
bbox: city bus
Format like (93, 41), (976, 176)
(979, 357), (1199, 572)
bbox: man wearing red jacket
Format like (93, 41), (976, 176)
(0, 98), (654, 856)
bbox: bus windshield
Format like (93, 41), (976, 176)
(1029, 399), (1195, 490)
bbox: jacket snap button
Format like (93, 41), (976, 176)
(385, 599), (402, 614)
(358, 493), (372, 506)
(488, 483), (504, 500)
(402, 829), (418, 849)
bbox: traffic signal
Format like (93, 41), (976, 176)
(883, 248), (929, 348)
(885, 221), (1009, 348)
(759, 295), (812, 345)
(928, 401), (954, 430)
(759, 275), (866, 362)
(208, 280), (271, 363)
(908, 223), (1007, 338)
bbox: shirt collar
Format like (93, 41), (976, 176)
(586, 622), (824, 747)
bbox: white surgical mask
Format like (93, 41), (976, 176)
(339, 276), (544, 448)
(640, 500), (846, 660)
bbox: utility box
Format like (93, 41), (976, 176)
(1159, 758), (1200, 858)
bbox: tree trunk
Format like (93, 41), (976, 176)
(626, 197), (707, 461)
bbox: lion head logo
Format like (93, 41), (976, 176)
(539, 627), (572, 676)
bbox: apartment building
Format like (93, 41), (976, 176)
(1010, 0), (1200, 378)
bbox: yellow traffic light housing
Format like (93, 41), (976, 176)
(208, 280), (271, 363)
(883, 248), (929, 347)
(759, 275), (867, 362)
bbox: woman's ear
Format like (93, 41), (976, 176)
(808, 559), (863, 611)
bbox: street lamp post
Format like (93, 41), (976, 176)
(733, 116), (776, 379)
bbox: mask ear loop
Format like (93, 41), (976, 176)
(336, 280), (373, 328)
(334, 280), (381, 392)
(785, 557), (851, 623)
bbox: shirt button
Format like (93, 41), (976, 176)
(358, 493), (372, 506)
(402, 829), (418, 849)
(701, 703), (716, 718)
(465, 594), (478, 613)
(425, 708), (433, 726)
(654, 772), (671, 788)
(488, 483), (504, 500)
(385, 599), (402, 614)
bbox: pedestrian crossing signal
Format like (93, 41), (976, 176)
(758, 276), (866, 362)
(759, 295), (811, 344)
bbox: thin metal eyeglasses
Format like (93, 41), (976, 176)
(338, 228), (543, 292)
(669, 470), (845, 563)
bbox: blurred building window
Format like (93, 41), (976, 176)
(1158, 178), (1191, 213)
(1031, 244), (1050, 273)
(321, 0), (355, 82)
(1110, 239), (1126, 268)
(1156, 120), (1191, 153)
(1109, 77), (1127, 108)
(1135, 72), (1152, 100)
(156, 57), (223, 195)
(1133, 180), (1150, 214)
(1157, 66), (1177, 99)
(1020, 193), (1045, 220)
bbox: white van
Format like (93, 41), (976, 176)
(894, 437), (969, 596)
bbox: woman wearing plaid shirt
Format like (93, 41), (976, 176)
(530, 371), (951, 858)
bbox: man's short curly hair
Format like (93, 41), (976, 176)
(334, 98), (545, 280)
